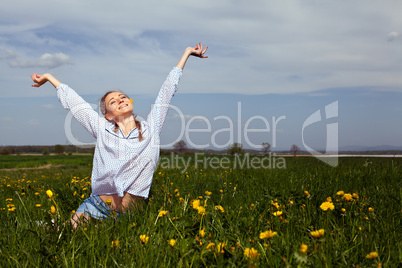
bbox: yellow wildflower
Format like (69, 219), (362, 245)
(46, 190), (53, 198)
(105, 199), (112, 205)
(158, 210), (168, 217)
(50, 205), (56, 214)
(352, 193), (359, 199)
(111, 240), (119, 248)
(310, 229), (325, 238)
(304, 191), (310, 197)
(5, 198), (12, 202)
(34, 192), (39, 196)
(217, 242), (226, 254)
(320, 201), (335, 211)
(299, 243), (308, 254)
(139, 235), (149, 244)
(341, 208), (346, 213)
(35, 204), (41, 208)
(214, 205), (225, 213)
(271, 201), (280, 209)
(205, 191), (212, 196)
(206, 243), (215, 250)
(368, 207), (374, 212)
(199, 228), (206, 238)
(344, 194), (353, 201)
(169, 239), (176, 246)
(273, 211), (283, 216)
(366, 251), (378, 259)
(244, 247), (260, 260)
(197, 206), (206, 215)
(336, 191), (345, 196)
(192, 199), (200, 209)
(259, 230), (277, 239)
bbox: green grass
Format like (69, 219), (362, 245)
(0, 155), (401, 267)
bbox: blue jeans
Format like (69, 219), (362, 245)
(76, 195), (123, 220)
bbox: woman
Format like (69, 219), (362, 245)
(31, 42), (208, 228)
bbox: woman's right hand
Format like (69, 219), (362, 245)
(31, 73), (61, 88)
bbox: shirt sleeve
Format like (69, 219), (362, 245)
(147, 67), (183, 134)
(57, 84), (102, 138)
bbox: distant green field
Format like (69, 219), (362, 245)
(0, 154), (93, 169)
(0, 155), (401, 267)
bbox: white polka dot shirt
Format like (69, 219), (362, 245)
(56, 67), (182, 198)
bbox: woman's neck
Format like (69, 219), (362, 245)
(115, 114), (136, 136)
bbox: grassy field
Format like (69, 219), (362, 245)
(0, 154), (401, 267)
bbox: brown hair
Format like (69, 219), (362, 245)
(100, 90), (143, 141)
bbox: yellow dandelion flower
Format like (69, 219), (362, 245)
(271, 201), (280, 209)
(8, 207), (16, 212)
(310, 229), (325, 238)
(214, 205), (225, 213)
(206, 243), (215, 250)
(259, 230), (277, 239)
(205, 191), (212, 196)
(192, 199), (200, 209)
(217, 242), (226, 254)
(273, 211), (283, 216)
(73, 191), (77, 196)
(158, 210), (168, 217)
(111, 240), (119, 248)
(304, 191), (310, 197)
(197, 206), (206, 215)
(299, 243), (308, 254)
(81, 194), (85, 199)
(336, 191), (345, 196)
(35, 204), (41, 208)
(46, 190), (53, 198)
(139, 235), (149, 244)
(352, 193), (359, 199)
(320, 201), (335, 211)
(219, 189), (223, 193)
(169, 239), (176, 246)
(244, 247), (260, 260)
(368, 207), (374, 212)
(366, 251), (378, 259)
(34, 192), (39, 196)
(5, 198), (13, 202)
(326, 196), (332, 202)
(50, 205), (56, 214)
(344, 194), (353, 201)
(341, 208), (346, 213)
(199, 228), (206, 238)
(105, 199), (112, 205)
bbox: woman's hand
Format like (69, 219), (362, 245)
(186, 42), (208, 58)
(176, 42), (208, 70)
(31, 73), (61, 88)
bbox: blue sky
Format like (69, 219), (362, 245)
(1, 0), (402, 152)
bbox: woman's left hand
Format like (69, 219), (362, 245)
(187, 42), (208, 58)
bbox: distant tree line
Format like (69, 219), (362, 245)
(0, 145), (95, 155)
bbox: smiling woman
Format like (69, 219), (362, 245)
(30, 42), (208, 229)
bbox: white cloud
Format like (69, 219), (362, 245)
(8, 53), (73, 68)
(387, 32), (400, 41)
(41, 104), (56, 109)
(28, 119), (39, 126)
(0, 48), (16, 60)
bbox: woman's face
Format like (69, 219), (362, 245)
(104, 92), (133, 121)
